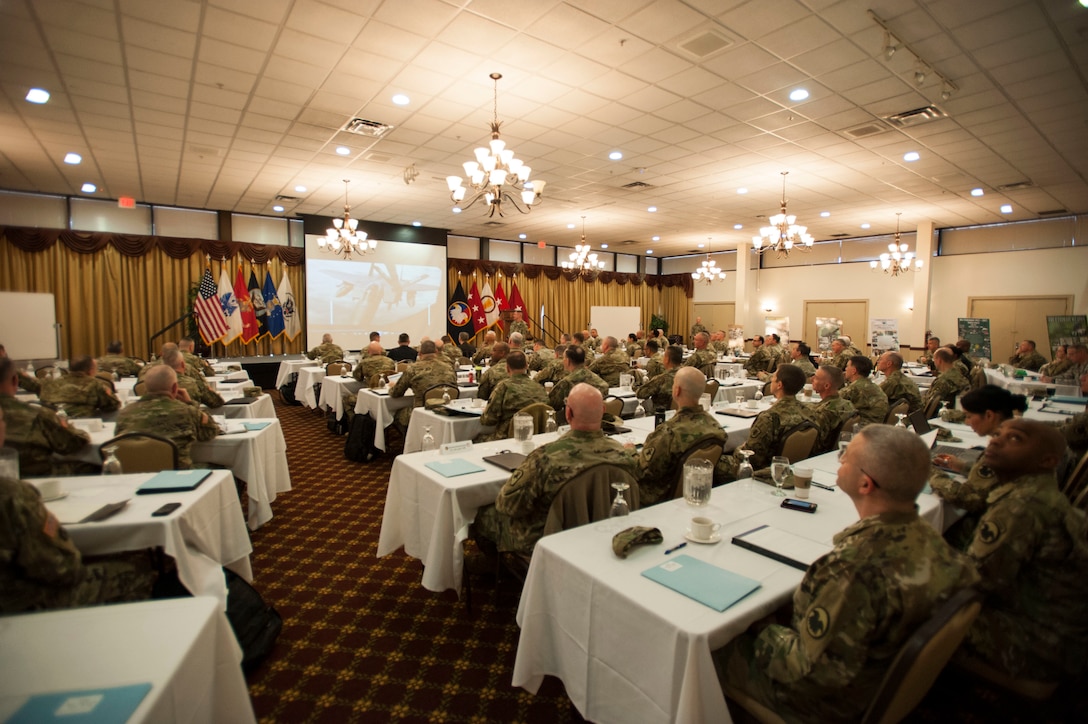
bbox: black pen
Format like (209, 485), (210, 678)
(810, 481), (835, 491)
(664, 542), (687, 555)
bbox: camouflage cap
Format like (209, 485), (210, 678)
(611, 525), (664, 558)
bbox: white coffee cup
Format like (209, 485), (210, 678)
(690, 516), (721, 541)
(792, 466), (813, 499)
(34, 479), (62, 500)
(746, 398), (759, 409)
(544, 382), (554, 391)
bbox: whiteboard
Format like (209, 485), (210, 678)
(0, 292), (58, 360)
(590, 306), (642, 342)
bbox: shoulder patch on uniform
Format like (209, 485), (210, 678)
(805, 606), (830, 639)
(977, 520), (1002, 545)
(976, 465), (995, 479)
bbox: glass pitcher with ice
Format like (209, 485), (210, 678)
(682, 458), (713, 506)
(512, 412), (535, 453)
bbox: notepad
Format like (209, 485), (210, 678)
(731, 525), (832, 571)
(242, 421), (271, 431)
(223, 396), (259, 405)
(7, 682), (152, 724)
(424, 459), (486, 477)
(136, 469), (212, 494)
(641, 555), (760, 612)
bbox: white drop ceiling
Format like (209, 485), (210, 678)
(0, 0), (1086, 257)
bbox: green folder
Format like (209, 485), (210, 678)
(641, 554), (760, 612)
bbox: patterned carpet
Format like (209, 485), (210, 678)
(243, 396), (1086, 723)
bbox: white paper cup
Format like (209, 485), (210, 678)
(34, 479), (62, 500)
(793, 466), (813, 499)
(746, 399), (759, 409)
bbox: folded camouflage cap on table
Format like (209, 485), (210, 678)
(612, 526), (663, 558)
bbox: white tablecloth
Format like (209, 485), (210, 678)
(354, 386), (478, 452)
(0, 597), (256, 723)
(512, 469), (944, 724)
(318, 375), (362, 418)
(43, 470), (251, 604)
(214, 393), (276, 419)
(404, 406), (489, 453)
(296, 365), (328, 408)
(275, 357), (317, 388)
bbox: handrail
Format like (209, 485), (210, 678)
(540, 313), (565, 346)
(148, 310), (193, 355)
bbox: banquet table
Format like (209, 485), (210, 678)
(511, 459), (945, 724)
(296, 365), (329, 408)
(275, 356), (317, 388)
(355, 385), (478, 452)
(42, 470), (252, 604)
(404, 405), (491, 453)
(318, 374), (362, 418)
(0, 597), (256, 724)
(213, 392), (277, 419)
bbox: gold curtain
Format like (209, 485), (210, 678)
(0, 235), (305, 361)
(447, 264), (691, 342)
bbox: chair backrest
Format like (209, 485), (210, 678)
(423, 383), (459, 407)
(884, 398), (910, 425)
(95, 371), (117, 393)
(458, 356), (472, 366)
(670, 435), (726, 499)
(861, 587), (982, 724)
(779, 420), (819, 462)
(133, 381), (147, 397)
(99, 431), (179, 473)
(326, 361), (351, 376)
(542, 463), (639, 537)
(516, 402), (554, 434)
(1062, 450), (1088, 508)
(395, 361), (411, 373)
(603, 396), (625, 418)
(35, 365), (56, 379)
(969, 364), (987, 390)
(922, 394), (943, 420)
(704, 379), (720, 401)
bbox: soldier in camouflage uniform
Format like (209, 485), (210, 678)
(39, 356), (120, 418)
(390, 341), (457, 428)
(1008, 339), (1047, 372)
(477, 352), (549, 442)
(1039, 344), (1071, 378)
(474, 383), (640, 555)
(810, 365), (856, 454)
(164, 349), (224, 408)
(534, 345), (570, 387)
(1058, 408), (1088, 458)
(841, 356), (889, 428)
(634, 367), (725, 504)
(353, 341), (395, 385)
(876, 352), (923, 414)
(548, 346), (608, 412)
(472, 330), (498, 365)
(642, 339), (665, 379)
(720, 365), (817, 479)
(97, 340), (141, 378)
(589, 337), (630, 387)
(916, 335), (940, 369)
(708, 330), (730, 356)
(436, 337), (462, 369)
(744, 335), (774, 376)
(179, 337), (214, 376)
(716, 426), (979, 723)
(922, 348), (970, 414)
(0, 358), (89, 476)
(826, 337), (853, 370)
(508, 310), (530, 340)
(637, 345), (683, 412)
(476, 342), (510, 400)
(787, 342), (817, 378)
(690, 316), (707, 344)
(584, 328), (602, 353)
(115, 365), (219, 469)
(684, 332), (718, 375)
(958, 420), (1088, 681)
(1, 345), (43, 394)
(626, 333), (644, 359)
(307, 333), (345, 365)
(528, 340), (555, 373)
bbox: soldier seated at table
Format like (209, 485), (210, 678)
(178, 337), (214, 377)
(0, 404), (162, 614)
(714, 426), (979, 723)
(307, 333), (344, 365)
(0, 343), (41, 394)
(96, 340), (141, 378)
(840, 355), (889, 428)
(547, 346), (609, 413)
(811, 365), (856, 454)
(40, 355), (120, 418)
(0, 358), (90, 477)
(164, 348), (224, 409)
(588, 336), (630, 387)
(115, 365), (219, 469)
(921, 348), (970, 414)
(475, 383), (639, 557)
(353, 341), (395, 386)
(476, 342), (510, 401)
(390, 340), (456, 430)
(637, 344), (683, 414)
(477, 352), (548, 443)
(876, 352), (922, 414)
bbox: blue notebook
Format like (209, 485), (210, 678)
(424, 459), (486, 478)
(7, 683), (152, 723)
(641, 555), (760, 612)
(136, 469), (211, 495)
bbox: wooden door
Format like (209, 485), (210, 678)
(803, 300), (870, 353)
(969, 296), (1072, 362)
(693, 303), (735, 334)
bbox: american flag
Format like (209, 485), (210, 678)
(194, 268), (228, 344)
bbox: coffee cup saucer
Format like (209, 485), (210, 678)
(40, 491), (69, 503)
(684, 529), (721, 545)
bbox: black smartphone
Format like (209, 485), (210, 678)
(151, 502), (182, 517)
(781, 498), (817, 513)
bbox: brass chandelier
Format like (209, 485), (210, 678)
(319, 180), (376, 258)
(692, 238), (726, 284)
(871, 213), (922, 277)
(561, 216), (604, 276)
(752, 171), (814, 257)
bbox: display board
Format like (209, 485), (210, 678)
(590, 306), (641, 342)
(0, 292), (58, 360)
(1046, 315), (1088, 356)
(957, 317), (992, 361)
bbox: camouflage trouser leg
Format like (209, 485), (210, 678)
(74, 551), (158, 607)
(473, 504), (514, 554)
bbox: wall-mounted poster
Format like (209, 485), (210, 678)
(1046, 315), (1088, 357)
(957, 318), (992, 361)
(764, 317), (790, 346)
(727, 325), (745, 352)
(870, 318), (899, 351)
(816, 317), (843, 353)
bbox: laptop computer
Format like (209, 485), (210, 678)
(909, 410), (933, 435)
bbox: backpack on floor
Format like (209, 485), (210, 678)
(278, 373), (302, 406)
(224, 569), (283, 673)
(326, 407), (348, 435)
(344, 412), (378, 462)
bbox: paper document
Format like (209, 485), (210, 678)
(731, 525), (832, 571)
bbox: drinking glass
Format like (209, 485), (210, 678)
(102, 445), (123, 475)
(421, 426), (436, 452)
(609, 481), (631, 518)
(895, 413), (907, 428)
(837, 431), (853, 460)
(771, 456), (790, 497)
(736, 448), (755, 480)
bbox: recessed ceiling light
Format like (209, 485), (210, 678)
(789, 88), (809, 102)
(820, 211), (831, 217)
(412, 221), (421, 227)
(518, 233), (526, 240)
(860, 223), (871, 229)
(970, 188), (984, 197)
(647, 206), (657, 213)
(81, 183), (96, 193)
(567, 223), (576, 229)
(608, 151), (623, 160)
(294, 185), (307, 193)
(392, 94), (410, 106)
(697, 243), (705, 248)
(25, 88), (49, 104)
(63, 152), (82, 165)
(651, 235), (660, 241)
(452, 207), (462, 214)
(273, 205), (284, 212)
(736, 187), (747, 194)
(1000, 204), (1013, 214)
(646, 250), (653, 254)
(335, 146), (350, 156)
(601, 243), (608, 249)
(903, 151), (920, 162)
(733, 224), (743, 230)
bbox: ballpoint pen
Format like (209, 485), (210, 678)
(664, 542), (688, 555)
(810, 481), (835, 491)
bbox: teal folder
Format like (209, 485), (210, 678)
(7, 682), (152, 723)
(136, 469), (211, 495)
(424, 459), (486, 478)
(641, 554), (760, 612)
(242, 421), (271, 431)
(1050, 395), (1086, 405)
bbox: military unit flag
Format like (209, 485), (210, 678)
(447, 280), (472, 341)
(248, 270), (268, 339)
(264, 272), (285, 339)
(218, 269), (242, 344)
(278, 271), (300, 340)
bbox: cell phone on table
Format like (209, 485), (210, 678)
(781, 498), (817, 513)
(151, 502), (182, 517)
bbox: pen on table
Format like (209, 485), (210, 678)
(664, 542), (687, 555)
(810, 481), (835, 491)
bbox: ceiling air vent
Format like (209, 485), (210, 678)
(366, 152), (393, 163)
(1038, 208), (1068, 216)
(619, 240), (638, 245)
(483, 221), (503, 227)
(621, 181), (653, 190)
(829, 233), (850, 238)
(844, 122), (890, 139)
(343, 118), (394, 137)
(275, 194), (299, 202)
(997, 180), (1034, 192)
(676, 29), (734, 59)
(883, 105), (947, 128)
